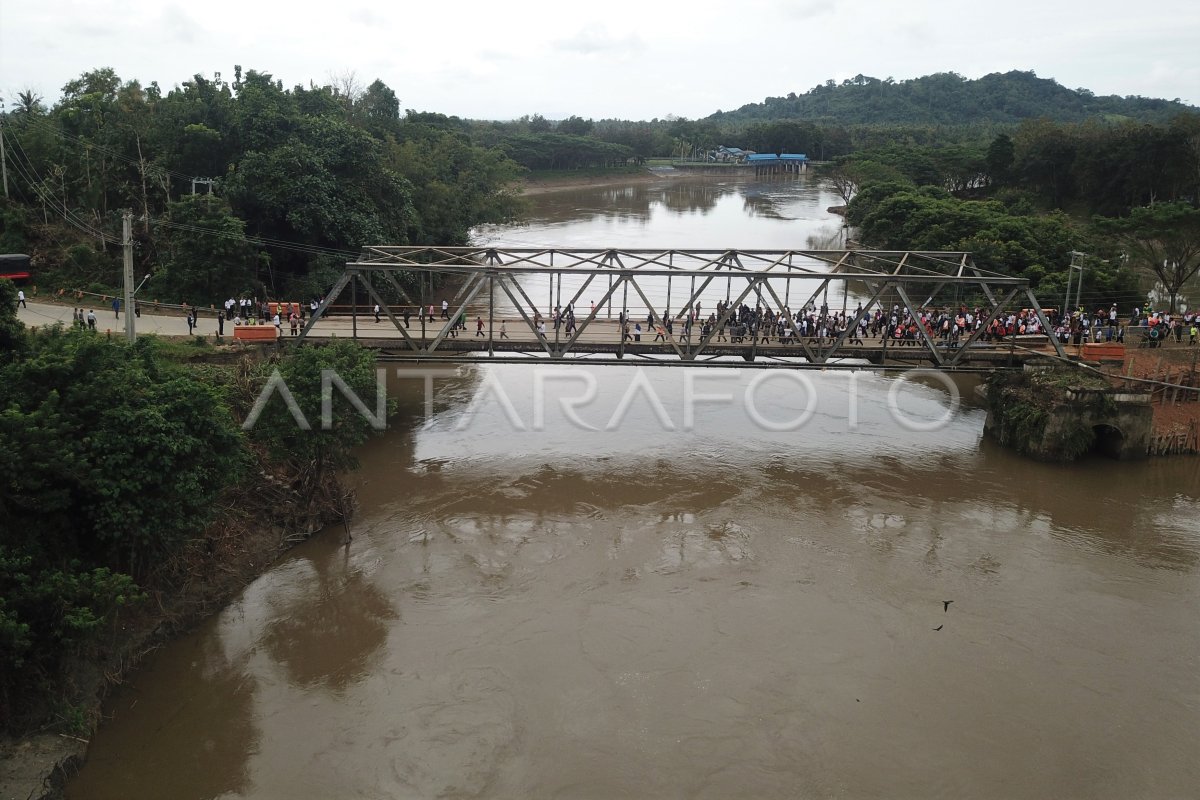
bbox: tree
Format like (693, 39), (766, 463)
(826, 159), (909, 205)
(156, 194), (261, 303)
(0, 280), (26, 362)
(986, 134), (1015, 185)
(239, 339), (390, 477)
(358, 79), (401, 133)
(1095, 202), (1200, 311)
(0, 331), (243, 569)
(13, 89), (45, 116)
(558, 115), (593, 136)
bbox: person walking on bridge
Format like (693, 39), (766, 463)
(476, 316), (485, 337)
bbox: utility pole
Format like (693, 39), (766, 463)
(1064, 250), (1086, 314)
(0, 100), (9, 199)
(1074, 254), (1085, 312)
(191, 177), (216, 195)
(123, 211), (135, 343)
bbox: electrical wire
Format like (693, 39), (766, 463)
(5, 137), (120, 244)
(150, 217), (358, 259)
(5, 122), (358, 259)
(18, 115), (199, 186)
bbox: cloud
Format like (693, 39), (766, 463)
(352, 7), (388, 28)
(750, 0), (837, 19)
(159, 6), (202, 44)
(61, 20), (119, 38)
(552, 25), (644, 57)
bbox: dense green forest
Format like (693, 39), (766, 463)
(709, 70), (1198, 126)
(0, 67), (526, 303)
(833, 117), (1200, 311)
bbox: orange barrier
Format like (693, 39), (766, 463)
(271, 301), (302, 317)
(234, 325), (279, 341)
(1082, 342), (1125, 363)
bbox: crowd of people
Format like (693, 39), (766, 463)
(1127, 305), (1198, 347)
(216, 296), (326, 337)
(605, 300), (1012, 348)
(109, 292), (1192, 349)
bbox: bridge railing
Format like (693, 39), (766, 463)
(292, 247), (1067, 369)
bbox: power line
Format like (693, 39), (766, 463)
(149, 217), (357, 259)
(5, 136), (120, 244)
(17, 115), (199, 186)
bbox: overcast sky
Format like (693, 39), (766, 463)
(2, 0), (1197, 121)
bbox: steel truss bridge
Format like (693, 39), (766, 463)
(297, 247), (1068, 371)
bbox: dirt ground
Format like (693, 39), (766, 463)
(0, 735), (83, 800)
(1114, 343), (1200, 441)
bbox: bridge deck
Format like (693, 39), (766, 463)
(298, 316), (1049, 369)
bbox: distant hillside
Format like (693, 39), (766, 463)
(708, 70), (1197, 126)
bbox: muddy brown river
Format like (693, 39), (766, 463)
(68, 177), (1200, 798)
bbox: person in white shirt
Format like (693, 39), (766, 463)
(16, 289), (27, 308)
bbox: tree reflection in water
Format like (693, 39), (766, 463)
(261, 542), (398, 691)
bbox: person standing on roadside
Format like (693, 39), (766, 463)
(16, 289), (27, 309)
(112, 296), (120, 318)
(87, 309), (97, 330)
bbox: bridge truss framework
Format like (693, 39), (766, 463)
(298, 247), (1067, 370)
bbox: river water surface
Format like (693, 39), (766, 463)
(68, 175), (1200, 799)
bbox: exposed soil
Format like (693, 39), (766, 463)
(1114, 344), (1200, 449)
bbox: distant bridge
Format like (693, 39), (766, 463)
(297, 247), (1068, 371)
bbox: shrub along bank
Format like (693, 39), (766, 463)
(0, 278), (389, 736)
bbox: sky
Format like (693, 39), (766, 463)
(2, 0), (1198, 121)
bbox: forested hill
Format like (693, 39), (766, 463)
(708, 70), (1197, 126)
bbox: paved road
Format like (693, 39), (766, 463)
(18, 300), (202, 336)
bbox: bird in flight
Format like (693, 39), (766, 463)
(943, 600), (953, 612)
(933, 625), (943, 631)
